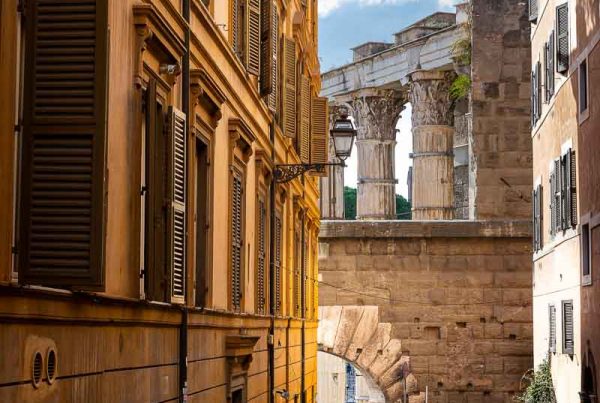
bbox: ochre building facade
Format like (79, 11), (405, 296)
(0, 0), (326, 401)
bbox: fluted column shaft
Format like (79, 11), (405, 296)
(352, 89), (404, 220)
(409, 70), (455, 220)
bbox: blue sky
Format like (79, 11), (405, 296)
(318, 0), (454, 71)
(318, 0), (454, 197)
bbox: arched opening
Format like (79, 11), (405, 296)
(317, 351), (385, 403)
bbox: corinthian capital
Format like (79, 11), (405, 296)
(351, 88), (405, 141)
(409, 70), (455, 127)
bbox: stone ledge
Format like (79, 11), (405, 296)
(319, 220), (532, 239)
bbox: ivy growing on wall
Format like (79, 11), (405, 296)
(517, 359), (557, 403)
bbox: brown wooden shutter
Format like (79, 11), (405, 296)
(260, 0), (273, 96)
(556, 4), (569, 74)
(274, 213), (282, 315)
(311, 97), (329, 166)
(283, 38), (297, 138)
(247, 0), (260, 75)
(298, 76), (311, 163)
(268, 6), (279, 111)
(257, 198), (266, 314)
(231, 170), (244, 311)
(232, 0), (245, 63)
(562, 300), (574, 355)
(19, 0), (108, 288)
(549, 304), (556, 353)
(529, 0), (537, 22)
(167, 107), (186, 303)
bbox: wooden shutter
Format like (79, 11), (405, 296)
(232, 0), (245, 63)
(549, 305), (556, 353)
(531, 69), (538, 126)
(247, 0), (260, 75)
(533, 186), (540, 252)
(167, 108), (186, 303)
(274, 214), (282, 315)
(268, 6), (279, 111)
(536, 61), (542, 120)
(565, 149), (577, 228)
(556, 4), (569, 74)
(257, 198), (266, 314)
(547, 32), (555, 99)
(554, 158), (562, 234)
(529, 0), (537, 22)
(283, 38), (297, 138)
(260, 0), (274, 96)
(311, 97), (329, 166)
(231, 170), (244, 311)
(562, 300), (574, 355)
(298, 76), (311, 163)
(19, 0), (108, 288)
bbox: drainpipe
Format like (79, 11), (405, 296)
(268, 121), (276, 403)
(180, 0), (190, 401)
(300, 184), (306, 401)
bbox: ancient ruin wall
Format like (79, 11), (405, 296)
(318, 221), (533, 403)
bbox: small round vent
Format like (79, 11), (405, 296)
(46, 348), (57, 384)
(32, 352), (43, 388)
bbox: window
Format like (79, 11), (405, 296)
(579, 59), (589, 116)
(532, 184), (543, 252)
(232, 0), (246, 63)
(260, 1), (278, 112)
(283, 38), (297, 138)
(231, 0), (260, 76)
(582, 222), (591, 285)
(562, 300), (574, 355)
(18, 0), (109, 288)
(556, 4), (569, 74)
(256, 196), (267, 314)
(549, 148), (577, 236)
(274, 212), (282, 315)
(311, 97), (330, 165)
(545, 32), (555, 101)
(531, 61), (542, 126)
(231, 168), (244, 312)
(549, 304), (556, 353)
(529, 0), (538, 23)
(195, 139), (210, 307)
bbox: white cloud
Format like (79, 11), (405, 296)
(319, 0), (418, 18)
(437, 0), (455, 10)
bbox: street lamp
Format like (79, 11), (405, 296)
(273, 113), (356, 183)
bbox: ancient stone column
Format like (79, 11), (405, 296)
(319, 136), (345, 220)
(352, 89), (404, 220)
(409, 70), (455, 220)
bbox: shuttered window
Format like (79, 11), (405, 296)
(311, 97), (329, 165)
(283, 38), (297, 138)
(298, 76), (311, 163)
(549, 304), (556, 353)
(531, 62), (541, 126)
(256, 198), (266, 314)
(232, 0), (246, 64)
(167, 107), (186, 303)
(529, 0), (537, 23)
(274, 213), (282, 315)
(565, 148), (577, 227)
(556, 4), (569, 74)
(231, 169), (244, 311)
(562, 300), (574, 355)
(546, 32), (555, 101)
(260, 0), (278, 111)
(19, 0), (108, 288)
(247, 0), (260, 75)
(532, 184), (543, 252)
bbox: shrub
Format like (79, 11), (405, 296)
(517, 359), (557, 403)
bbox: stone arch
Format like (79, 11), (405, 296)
(318, 306), (418, 402)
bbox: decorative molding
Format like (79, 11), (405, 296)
(351, 89), (405, 141)
(229, 118), (256, 162)
(133, 3), (186, 87)
(225, 334), (260, 371)
(255, 150), (274, 184)
(190, 68), (226, 123)
(409, 70), (455, 127)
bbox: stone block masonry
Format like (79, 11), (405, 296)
(318, 220), (532, 403)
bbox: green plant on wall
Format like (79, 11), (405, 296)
(451, 38), (472, 66)
(450, 74), (471, 100)
(517, 359), (557, 403)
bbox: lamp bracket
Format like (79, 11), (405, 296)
(274, 163), (345, 183)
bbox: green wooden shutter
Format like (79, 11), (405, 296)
(167, 107), (186, 303)
(556, 4), (569, 74)
(529, 0), (537, 23)
(231, 171), (244, 311)
(247, 0), (260, 75)
(19, 0), (108, 288)
(549, 305), (556, 353)
(562, 300), (574, 355)
(257, 198), (266, 314)
(283, 38), (297, 138)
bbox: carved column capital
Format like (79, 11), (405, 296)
(409, 70), (455, 127)
(351, 89), (405, 141)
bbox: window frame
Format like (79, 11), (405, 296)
(579, 57), (590, 123)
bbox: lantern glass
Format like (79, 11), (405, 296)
(331, 117), (356, 161)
